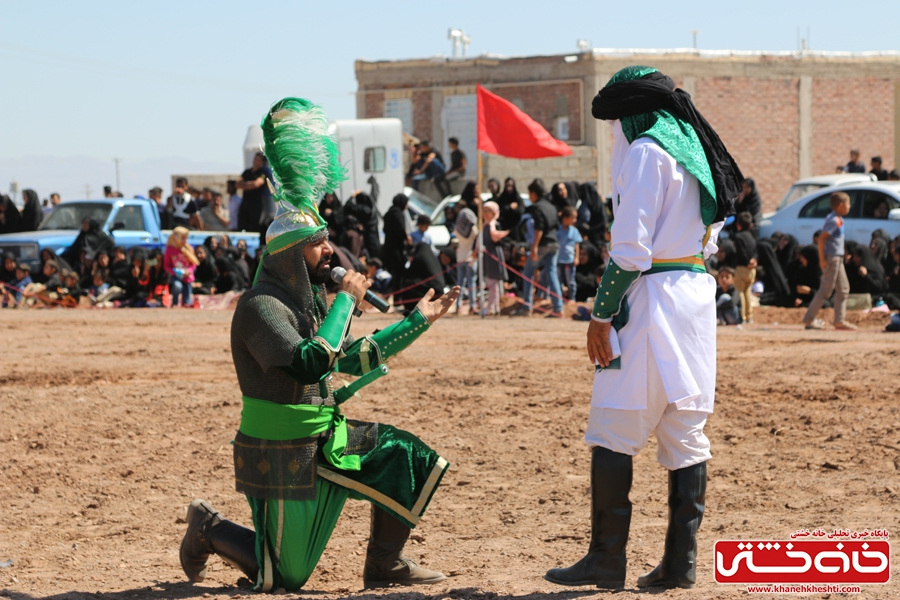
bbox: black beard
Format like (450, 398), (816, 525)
(308, 259), (331, 285)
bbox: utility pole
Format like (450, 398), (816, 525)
(690, 30), (700, 49)
(85, 184), (91, 199)
(113, 157), (122, 193)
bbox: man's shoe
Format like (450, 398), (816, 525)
(363, 556), (446, 588)
(544, 555), (625, 589)
(363, 506), (445, 587)
(543, 447), (632, 589)
(180, 499), (218, 583)
(637, 461), (706, 589)
(179, 499), (258, 584)
(804, 319), (825, 330)
(511, 306), (532, 317)
(835, 321), (858, 330)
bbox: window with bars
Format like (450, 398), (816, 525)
(384, 98), (413, 135)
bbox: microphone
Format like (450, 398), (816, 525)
(330, 267), (391, 313)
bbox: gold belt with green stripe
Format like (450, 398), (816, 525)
(643, 254), (706, 276)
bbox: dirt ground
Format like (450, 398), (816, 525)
(1, 306), (898, 600)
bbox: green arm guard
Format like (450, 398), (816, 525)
(312, 291), (356, 355)
(592, 259), (640, 321)
(335, 307), (431, 376)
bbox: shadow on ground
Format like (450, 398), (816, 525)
(0, 583), (670, 600)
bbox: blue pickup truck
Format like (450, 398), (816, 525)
(0, 198), (261, 271)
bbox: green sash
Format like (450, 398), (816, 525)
(239, 396), (360, 471)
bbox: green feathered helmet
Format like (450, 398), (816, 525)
(261, 97), (346, 250)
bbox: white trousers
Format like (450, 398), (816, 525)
(585, 354), (711, 471)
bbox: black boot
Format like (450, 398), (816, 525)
(638, 461), (707, 589)
(362, 505), (446, 587)
(544, 446), (633, 589)
(179, 499), (259, 583)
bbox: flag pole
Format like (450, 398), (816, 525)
(476, 149), (485, 318)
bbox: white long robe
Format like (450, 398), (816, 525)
(591, 121), (720, 414)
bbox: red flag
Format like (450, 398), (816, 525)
(477, 84), (572, 159)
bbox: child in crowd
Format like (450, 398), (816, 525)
(410, 215), (437, 255)
(59, 268), (85, 307)
(90, 268), (110, 297)
(751, 271), (764, 297)
(732, 211), (758, 324)
(557, 206), (582, 301)
(803, 191), (856, 330)
(366, 257), (392, 295)
(715, 267), (741, 325)
(1, 262), (32, 307)
(20, 260), (62, 307)
(481, 201), (509, 315)
(164, 226), (200, 307)
(145, 249), (172, 307)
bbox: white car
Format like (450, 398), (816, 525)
(772, 173), (877, 215)
(759, 181), (900, 245)
(404, 188), (530, 249)
(403, 187), (451, 247)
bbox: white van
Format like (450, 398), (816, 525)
(328, 118), (405, 216)
(245, 118), (406, 218)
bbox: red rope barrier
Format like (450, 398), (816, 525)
(387, 264), (454, 298)
(0, 280), (75, 308)
(481, 247), (574, 305)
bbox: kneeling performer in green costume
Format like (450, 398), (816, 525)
(179, 97), (459, 592)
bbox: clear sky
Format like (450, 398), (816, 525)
(1, 0), (898, 197)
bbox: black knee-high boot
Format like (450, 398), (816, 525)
(180, 499), (258, 583)
(638, 461), (707, 589)
(544, 446), (633, 589)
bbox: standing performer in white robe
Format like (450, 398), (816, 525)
(544, 66), (743, 591)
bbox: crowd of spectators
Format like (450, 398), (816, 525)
(838, 149), (900, 181)
(0, 223), (255, 309)
(312, 176), (611, 318)
(2, 149), (898, 327)
(711, 210), (900, 327)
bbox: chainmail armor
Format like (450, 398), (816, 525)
(231, 233), (378, 500)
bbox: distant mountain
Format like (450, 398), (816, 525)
(0, 156), (239, 205)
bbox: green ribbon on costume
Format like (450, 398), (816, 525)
(333, 364), (389, 404)
(239, 395), (360, 471)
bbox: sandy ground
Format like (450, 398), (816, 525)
(0, 306), (898, 600)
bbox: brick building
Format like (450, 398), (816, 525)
(356, 49), (900, 212)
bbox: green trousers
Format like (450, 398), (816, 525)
(246, 424), (448, 592)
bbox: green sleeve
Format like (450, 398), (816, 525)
(278, 291), (357, 384)
(278, 339), (334, 385)
(335, 307), (432, 376)
(592, 259), (640, 320)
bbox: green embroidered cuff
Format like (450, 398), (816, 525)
(592, 259), (640, 320)
(370, 307), (431, 361)
(312, 291), (356, 354)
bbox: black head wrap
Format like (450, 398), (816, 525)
(592, 66), (743, 224)
(21, 189), (43, 231)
